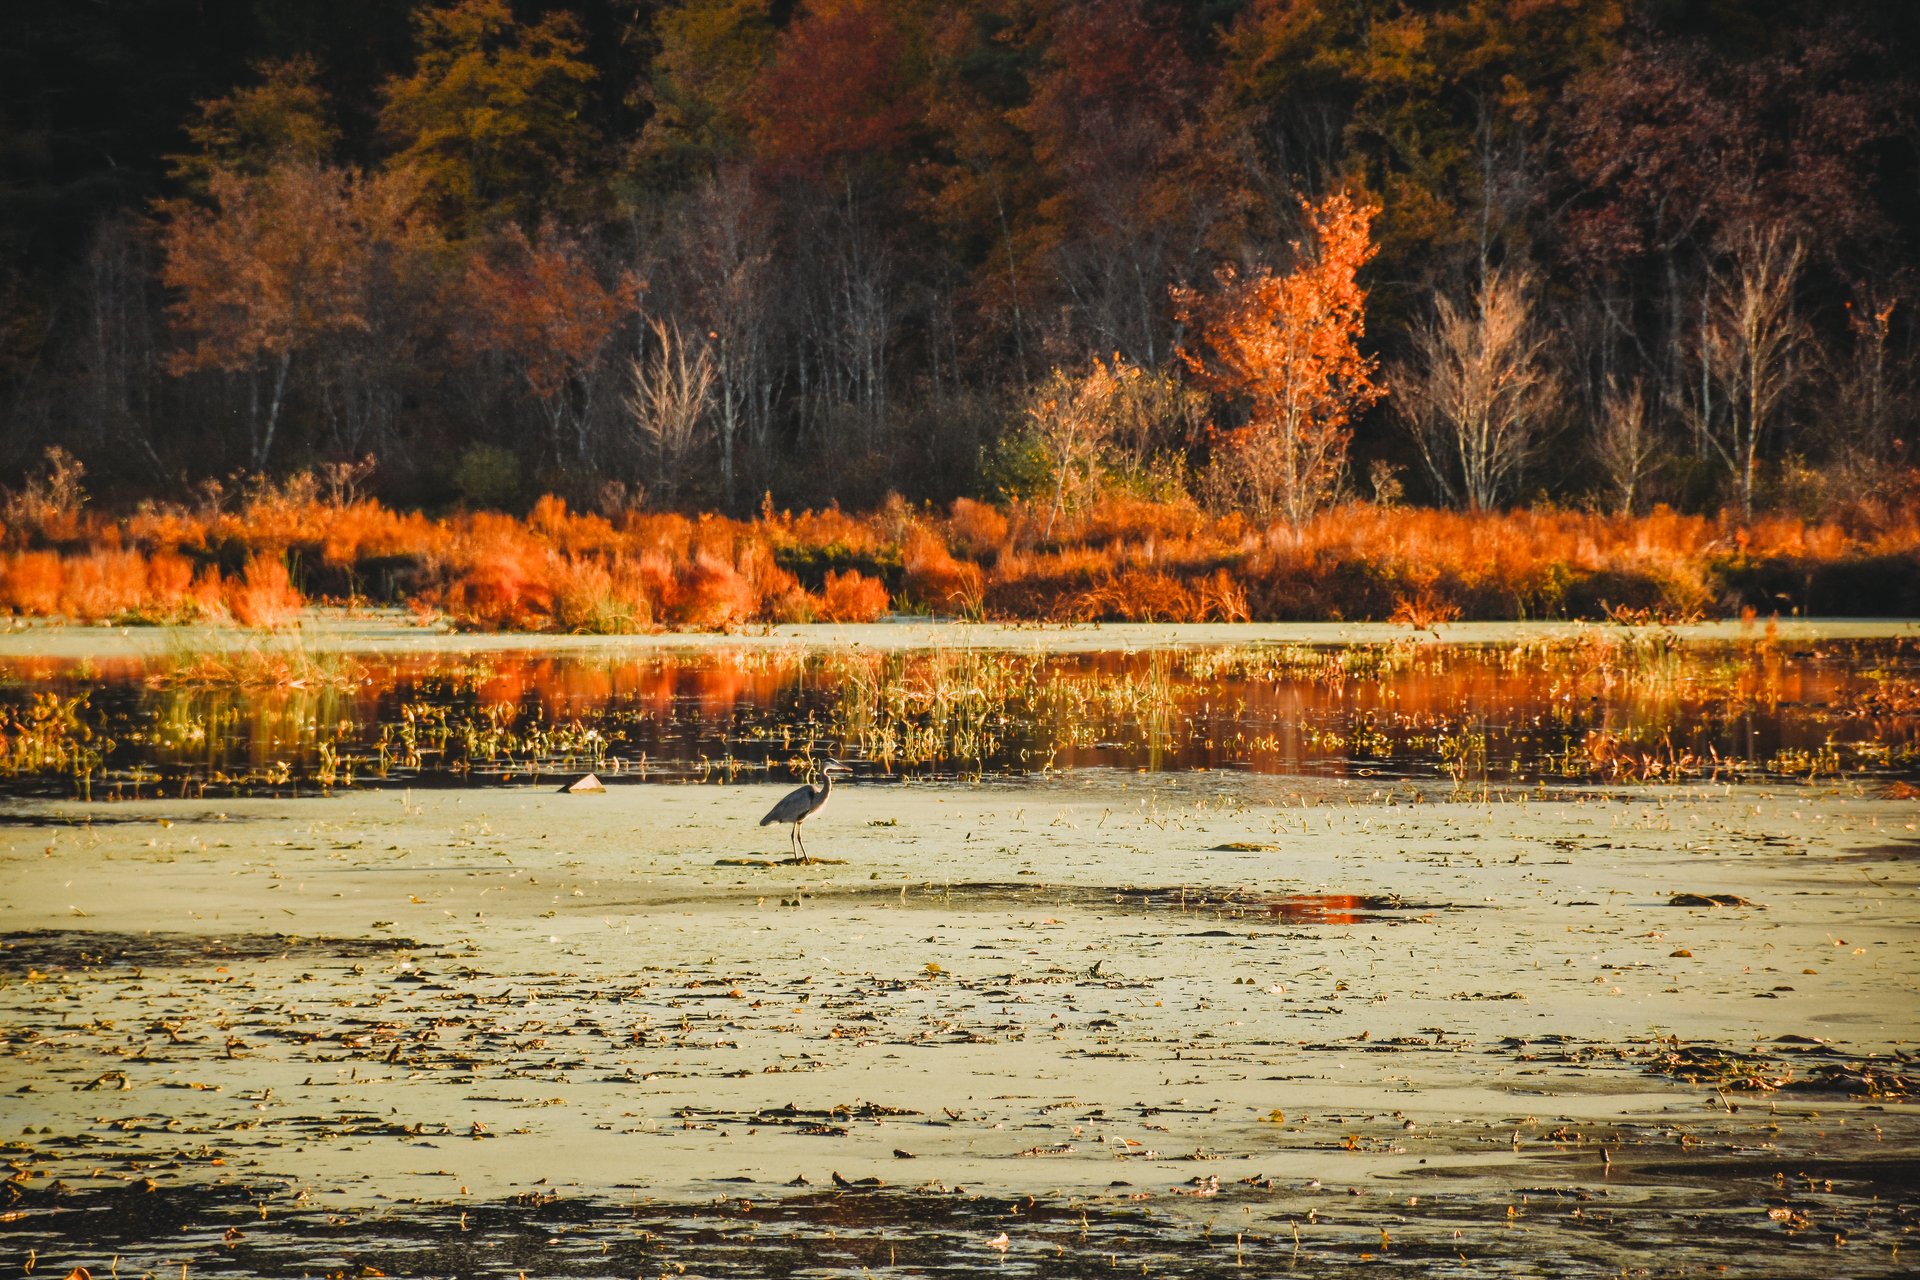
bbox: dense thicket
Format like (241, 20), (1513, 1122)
(3, 0), (1914, 519)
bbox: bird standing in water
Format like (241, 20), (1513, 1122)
(760, 759), (851, 863)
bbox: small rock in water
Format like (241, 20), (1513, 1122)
(562, 773), (607, 794)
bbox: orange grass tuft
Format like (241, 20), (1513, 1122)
(902, 526), (983, 615)
(946, 497), (1010, 558)
(817, 569), (891, 622)
(226, 557), (302, 628)
(669, 553), (759, 629)
(0, 548), (227, 622)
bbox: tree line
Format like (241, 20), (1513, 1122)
(2, 0), (1914, 522)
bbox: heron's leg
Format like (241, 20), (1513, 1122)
(795, 823), (811, 865)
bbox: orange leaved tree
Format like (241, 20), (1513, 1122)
(460, 224), (642, 472)
(158, 160), (434, 473)
(379, 0), (598, 235)
(1173, 193), (1384, 525)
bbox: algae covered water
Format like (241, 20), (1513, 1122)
(1, 621), (1915, 1277)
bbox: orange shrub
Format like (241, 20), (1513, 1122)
(60, 549), (153, 620)
(774, 505), (884, 557)
(1070, 569), (1202, 622)
(0, 548), (217, 622)
(734, 540), (812, 621)
(946, 497), (1009, 558)
(226, 557), (302, 628)
(902, 526), (982, 615)
(620, 510), (697, 560)
(1059, 494), (1206, 547)
(0, 551), (64, 616)
(8, 486), (1916, 628)
(670, 553), (758, 629)
(547, 556), (621, 632)
(143, 552), (205, 619)
(817, 569), (890, 622)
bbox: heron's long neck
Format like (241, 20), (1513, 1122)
(817, 772), (833, 799)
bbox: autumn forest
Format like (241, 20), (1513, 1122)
(2, 0), (1917, 627)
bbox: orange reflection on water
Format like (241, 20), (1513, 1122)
(4, 636), (1913, 788)
(1265, 894), (1368, 925)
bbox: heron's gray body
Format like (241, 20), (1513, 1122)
(760, 774), (833, 828)
(759, 762), (848, 862)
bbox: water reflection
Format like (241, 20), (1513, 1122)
(3, 635), (1914, 795)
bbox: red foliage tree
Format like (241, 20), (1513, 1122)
(1174, 193), (1385, 525)
(746, 0), (924, 179)
(459, 224), (642, 470)
(158, 161), (435, 471)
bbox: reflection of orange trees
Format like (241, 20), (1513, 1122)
(1267, 895), (1364, 926)
(1, 693), (107, 782)
(1582, 730), (1701, 781)
(16, 638), (1906, 790)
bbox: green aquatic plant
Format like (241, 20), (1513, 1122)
(0, 691), (110, 796)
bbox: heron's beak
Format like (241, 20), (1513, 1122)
(824, 758), (853, 774)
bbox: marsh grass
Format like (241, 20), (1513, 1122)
(147, 635), (366, 689)
(3, 482), (1918, 628)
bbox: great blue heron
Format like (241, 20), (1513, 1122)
(759, 759), (851, 863)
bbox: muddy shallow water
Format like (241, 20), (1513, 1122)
(1, 623), (1916, 1276)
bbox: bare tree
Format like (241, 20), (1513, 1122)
(1687, 228), (1805, 519)
(791, 183), (897, 455)
(1591, 377), (1659, 514)
(627, 317), (717, 508)
(78, 216), (164, 477)
(1401, 267), (1559, 510)
(1026, 356), (1136, 539)
(1820, 282), (1905, 484)
(678, 166), (779, 509)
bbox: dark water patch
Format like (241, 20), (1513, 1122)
(1834, 839), (1920, 863)
(0, 929), (421, 974)
(1609, 1153), (1920, 1190)
(0, 810), (252, 827)
(3, 1166), (1915, 1279)
(818, 880), (1470, 926)
(672, 1100), (923, 1138)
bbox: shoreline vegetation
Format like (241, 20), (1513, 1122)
(2, 478), (1917, 633)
